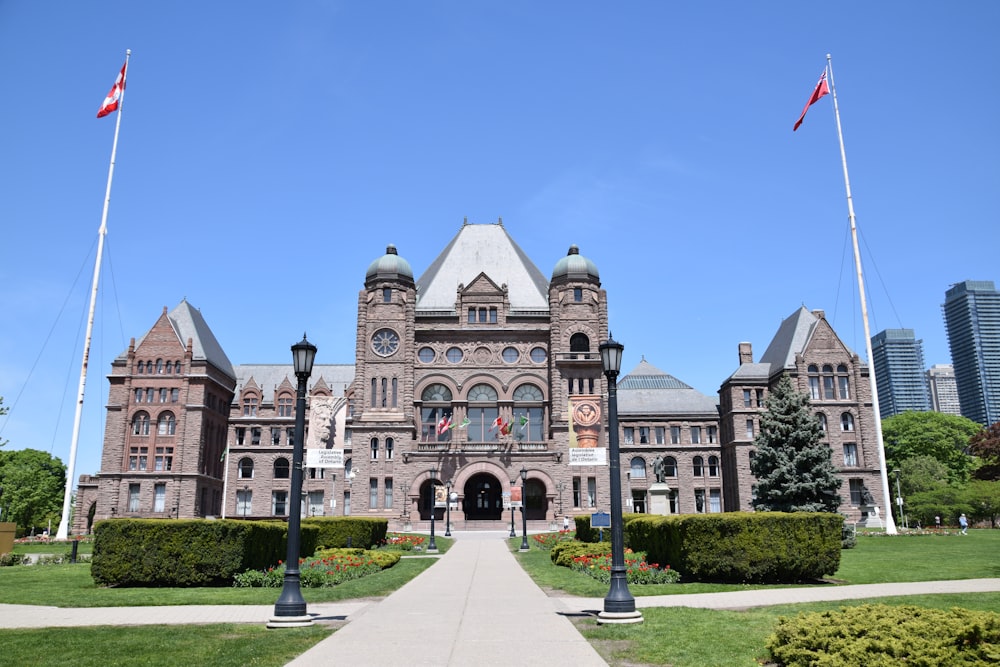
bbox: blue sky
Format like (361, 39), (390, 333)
(1, 2), (998, 483)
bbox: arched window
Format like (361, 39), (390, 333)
(137, 361), (145, 375)
(664, 456), (677, 477)
(273, 457), (290, 479)
(513, 383), (544, 441)
(693, 456), (704, 477)
(371, 438), (379, 460)
(808, 365), (820, 400)
(420, 383), (453, 442)
(837, 364), (851, 400)
(243, 394), (259, 417)
(822, 365), (836, 400)
(156, 358), (164, 374)
(157, 412), (176, 436)
(569, 333), (590, 358)
(841, 412), (854, 431)
(132, 411), (150, 436)
(467, 383), (499, 442)
(164, 360), (172, 374)
(708, 455), (719, 477)
(630, 457), (646, 479)
(238, 458), (254, 479)
(277, 394), (293, 417)
(386, 437), (394, 460)
(818, 413), (828, 431)
(146, 361), (154, 374)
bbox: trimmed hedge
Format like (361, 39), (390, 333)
(768, 604), (1000, 666)
(626, 512), (842, 583)
(550, 540), (612, 568)
(91, 519), (318, 587)
(301, 517), (388, 550)
(573, 513), (644, 544)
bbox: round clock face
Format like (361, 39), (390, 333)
(371, 328), (400, 356)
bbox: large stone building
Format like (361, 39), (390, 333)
(73, 222), (886, 532)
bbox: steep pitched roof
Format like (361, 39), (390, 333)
(758, 306), (819, 371)
(234, 364), (355, 404)
(415, 222), (550, 312)
(129, 300), (236, 379)
(618, 358), (719, 416)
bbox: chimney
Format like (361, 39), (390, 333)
(812, 309), (825, 319)
(738, 342), (753, 365)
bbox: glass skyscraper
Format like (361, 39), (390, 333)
(943, 280), (1000, 426)
(870, 328), (930, 418)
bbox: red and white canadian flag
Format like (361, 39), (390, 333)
(97, 61), (127, 118)
(793, 69), (829, 132)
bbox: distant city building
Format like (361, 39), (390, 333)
(943, 280), (1000, 426)
(870, 328), (931, 418)
(926, 364), (962, 416)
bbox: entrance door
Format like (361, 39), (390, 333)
(463, 473), (503, 520)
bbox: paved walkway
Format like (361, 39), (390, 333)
(1, 532), (998, 667)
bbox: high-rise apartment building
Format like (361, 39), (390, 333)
(943, 280), (1000, 426)
(870, 328), (931, 418)
(926, 364), (961, 415)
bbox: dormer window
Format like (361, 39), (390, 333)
(467, 307), (497, 323)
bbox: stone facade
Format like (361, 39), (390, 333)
(73, 223), (887, 533)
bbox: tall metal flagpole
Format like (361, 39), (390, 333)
(56, 50), (131, 540)
(826, 53), (897, 534)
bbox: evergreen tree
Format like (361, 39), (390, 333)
(750, 374), (842, 512)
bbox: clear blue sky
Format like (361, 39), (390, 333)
(1, 2), (998, 482)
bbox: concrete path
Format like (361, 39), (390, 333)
(288, 531), (606, 666)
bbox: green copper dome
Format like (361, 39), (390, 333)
(365, 244), (414, 287)
(551, 245), (599, 282)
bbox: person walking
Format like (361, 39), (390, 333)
(959, 513), (969, 535)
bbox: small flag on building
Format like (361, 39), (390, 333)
(97, 60), (128, 118)
(489, 415), (503, 431)
(220, 446), (228, 462)
(437, 415), (453, 435)
(450, 416), (469, 430)
(518, 414), (529, 432)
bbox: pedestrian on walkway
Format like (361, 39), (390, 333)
(959, 513), (968, 535)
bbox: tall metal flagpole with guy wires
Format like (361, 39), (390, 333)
(825, 53), (897, 535)
(56, 50), (131, 540)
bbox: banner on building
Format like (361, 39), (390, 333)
(306, 448), (345, 468)
(568, 395), (607, 465)
(434, 484), (448, 508)
(509, 486), (523, 508)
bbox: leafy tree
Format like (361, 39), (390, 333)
(965, 479), (1000, 528)
(897, 455), (950, 496)
(881, 411), (981, 483)
(905, 486), (974, 529)
(968, 421), (1000, 481)
(0, 449), (66, 535)
(750, 374), (842, 512)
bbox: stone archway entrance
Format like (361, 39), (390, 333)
(462, 472), (503, 520)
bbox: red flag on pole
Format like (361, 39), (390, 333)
(793, 70), (829, 131)
(97, 61), (127, 118)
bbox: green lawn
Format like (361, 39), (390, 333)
(12, 541), (94, 555)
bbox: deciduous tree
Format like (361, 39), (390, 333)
(968, 421), (1000, 481)
(881, 411), (980, 483)
(0, 448), (66, 535)
(750, 374), (842, 512)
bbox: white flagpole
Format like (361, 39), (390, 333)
(56, 50), (131, 540)
(221, 445), (230, 519)
(826, 53), (897, 534)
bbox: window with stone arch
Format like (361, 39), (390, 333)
(132, 411), (150, 436)
(837, 364), (851, 400)
(243, 393), (259, 417)
(273, 457), (290, 479)
(569, 332), (590, 358)
(693, 455), (704, 477)
(663, 456), (678, 477)
(157, 412), (176, 436)
(238, 457), (254, 479)
(808, 365), (821, 400)
(822, 364), (837, 400)
(630, 457), (646, 479)
(420, 383), (453, 443)
(466, 383), (499, 442)
(841, 412), (854, 432)
(512, 383), (544, 441)
(708, 455), (719, 477)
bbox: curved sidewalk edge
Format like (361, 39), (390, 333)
(553, 578), (1000, 615)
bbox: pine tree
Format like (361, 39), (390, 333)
(750, 374), (842, 512)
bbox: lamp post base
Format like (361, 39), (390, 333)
(597, 610), (644, 625)
(266, 615), (314, 628)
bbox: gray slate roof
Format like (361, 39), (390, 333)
(128, 300), (236, 380)
(234, 364), (355, 404)
(617, 359), (720, 416)
(758, 306), (818, 371)
(415, 222), (551, 312)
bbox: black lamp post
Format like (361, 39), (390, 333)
(519, 466), (529, 551)
(269, 334), (316, 628)
(428, 467), (438, 552)
(445, 479), (453, 537)
(598, 336), (642, 624)
(509, 480), (517, 538)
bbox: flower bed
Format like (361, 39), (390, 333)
(380, 533), (426, 551)
(531, 530), (575, 550)
(233, 549), (396, 588)
(569, 548), (681, 585)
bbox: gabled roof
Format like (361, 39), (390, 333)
(415, 222), (550, 312)
(618, 358), (719, 416)
(758, 306), (818, 371)
(128, 300), (236, 380)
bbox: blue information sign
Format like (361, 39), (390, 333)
(590, 511), (611, 528)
